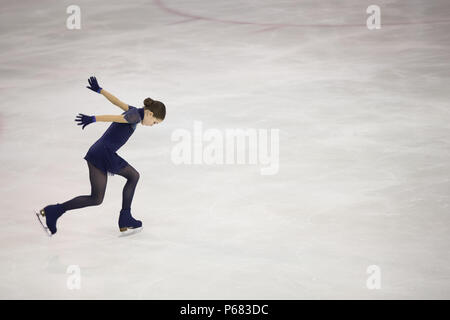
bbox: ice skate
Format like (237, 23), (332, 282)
(35, 210), (51, 237)
(118, 208), (142, 232)
(36, 203), (66, 236)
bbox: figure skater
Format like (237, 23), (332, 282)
(36, 76), (166, 236)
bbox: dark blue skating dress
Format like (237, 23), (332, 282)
(84, 106), (145, 176)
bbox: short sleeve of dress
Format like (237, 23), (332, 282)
(123, 106), (142, 124)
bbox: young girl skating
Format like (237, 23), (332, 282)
(36, 76), (166, 236)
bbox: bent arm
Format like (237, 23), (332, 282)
(100, 89), (129, 111)
(95, 115), (128, 123)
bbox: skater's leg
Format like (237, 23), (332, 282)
(116, 164), (140, 210)
(60, 161), (107, 211)
(116, 164), (142, 231)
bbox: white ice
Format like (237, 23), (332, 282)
(0, 0), (449, 299)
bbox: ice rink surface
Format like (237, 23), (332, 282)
(0, 0), (449, 299)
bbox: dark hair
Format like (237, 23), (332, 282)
(144, 98), (166, 120)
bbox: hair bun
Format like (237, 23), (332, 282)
(143, 98), (154, 107)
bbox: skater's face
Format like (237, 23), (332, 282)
(141, 109), (162, 126)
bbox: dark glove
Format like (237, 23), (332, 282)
(86, 76), (102, 93)
(75, 113), (96, 129)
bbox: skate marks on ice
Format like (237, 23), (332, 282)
(35, 211), (52, 237)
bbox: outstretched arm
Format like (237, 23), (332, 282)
(96, 106), (141, 124)
(75, 113), (128, 129)
(95, 115), (128, 123)
(100, 89), (129, 112)
(86, 76), (129, 111)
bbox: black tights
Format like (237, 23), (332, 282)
(61, 161), (140, 212)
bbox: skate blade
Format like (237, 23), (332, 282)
(35, 211), (52, 237)
(118, 226), (143, 237)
